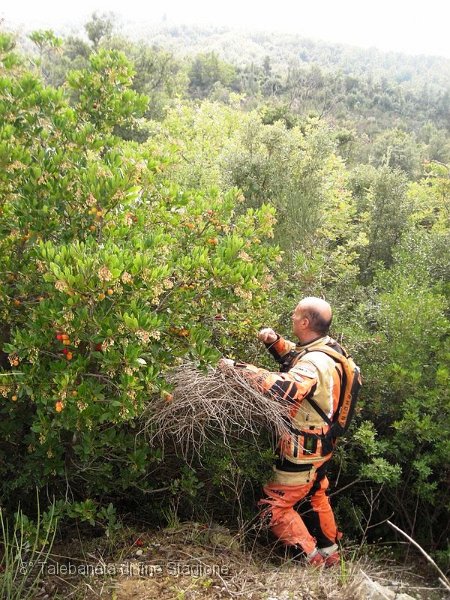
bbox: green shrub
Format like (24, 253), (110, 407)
(0, 33), (279, 508)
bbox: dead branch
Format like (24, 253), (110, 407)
(387, 520), (450, 593)
(139, 362), (294, 460)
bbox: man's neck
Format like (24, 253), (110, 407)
(297, 333), (327, 347)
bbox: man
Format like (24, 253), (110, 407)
(219, 297), (346, 567)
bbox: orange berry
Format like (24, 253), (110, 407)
(207, 238), (218, 245)
(11, 395), (18, 402)
(89, 225), (96, 231)
(98, 293), (106, 301)
(61, 334), (69, 341)
(66, 352), (73, 361)
(55, 401), (64, 412)
(107, 289), (114, 295)
(170, 327), (189, 337)
(14, 299), (21, 306)
(186, 223), (195, 230)
(62, 339), (71, 345)
(162, 392), (174, 403)
(96, 210), (103, 219)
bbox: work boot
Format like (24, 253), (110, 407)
(306, 548), (325, 567)
(318, 544), (340, 568)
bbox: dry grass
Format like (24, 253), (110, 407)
(32, 521), (446, 599)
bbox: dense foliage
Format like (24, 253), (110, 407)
(1, 19), (449, 570)
(0, 31), (278, 509)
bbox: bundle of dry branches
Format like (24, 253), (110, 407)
(141, 362), (292, 458)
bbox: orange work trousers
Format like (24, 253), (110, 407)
(258, 461), (340, 555)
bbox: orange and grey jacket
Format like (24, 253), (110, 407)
(239, 335), (343, 485)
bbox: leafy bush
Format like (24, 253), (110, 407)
(0, 33), (278, 508)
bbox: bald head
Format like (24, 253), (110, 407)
(292, 297), (332, 342)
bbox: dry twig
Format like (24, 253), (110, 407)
(140, 362), (292, 459)
(387, 520), (450, 593)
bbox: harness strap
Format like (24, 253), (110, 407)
(299, 344), (348, 427)
(305, 395), (333, 427)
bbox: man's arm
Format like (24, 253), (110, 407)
(219, 358), (317, 406)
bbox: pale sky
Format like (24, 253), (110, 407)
(2, 0), (450, 58)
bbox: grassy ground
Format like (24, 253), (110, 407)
(28, 521), (448, 600)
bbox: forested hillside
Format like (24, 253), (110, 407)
(0, 16), (449, 598)
(28, 18), (450, 160)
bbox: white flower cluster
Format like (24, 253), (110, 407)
(136, 329), (161, 344)
(98, 266), (113, 282)
(55, 280), (69, 292)
(121, 272), (133, 284)
(28, 348), (39, 364)
(234, 287), (252, 301)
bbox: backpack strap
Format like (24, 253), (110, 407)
(305, 394), (333, 427)
(300, 343), (349, 427)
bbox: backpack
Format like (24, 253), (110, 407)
(282, 340), (362, 440)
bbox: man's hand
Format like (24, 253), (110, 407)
(218, 358), (235, 373)
(258, 328), (278, 344)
